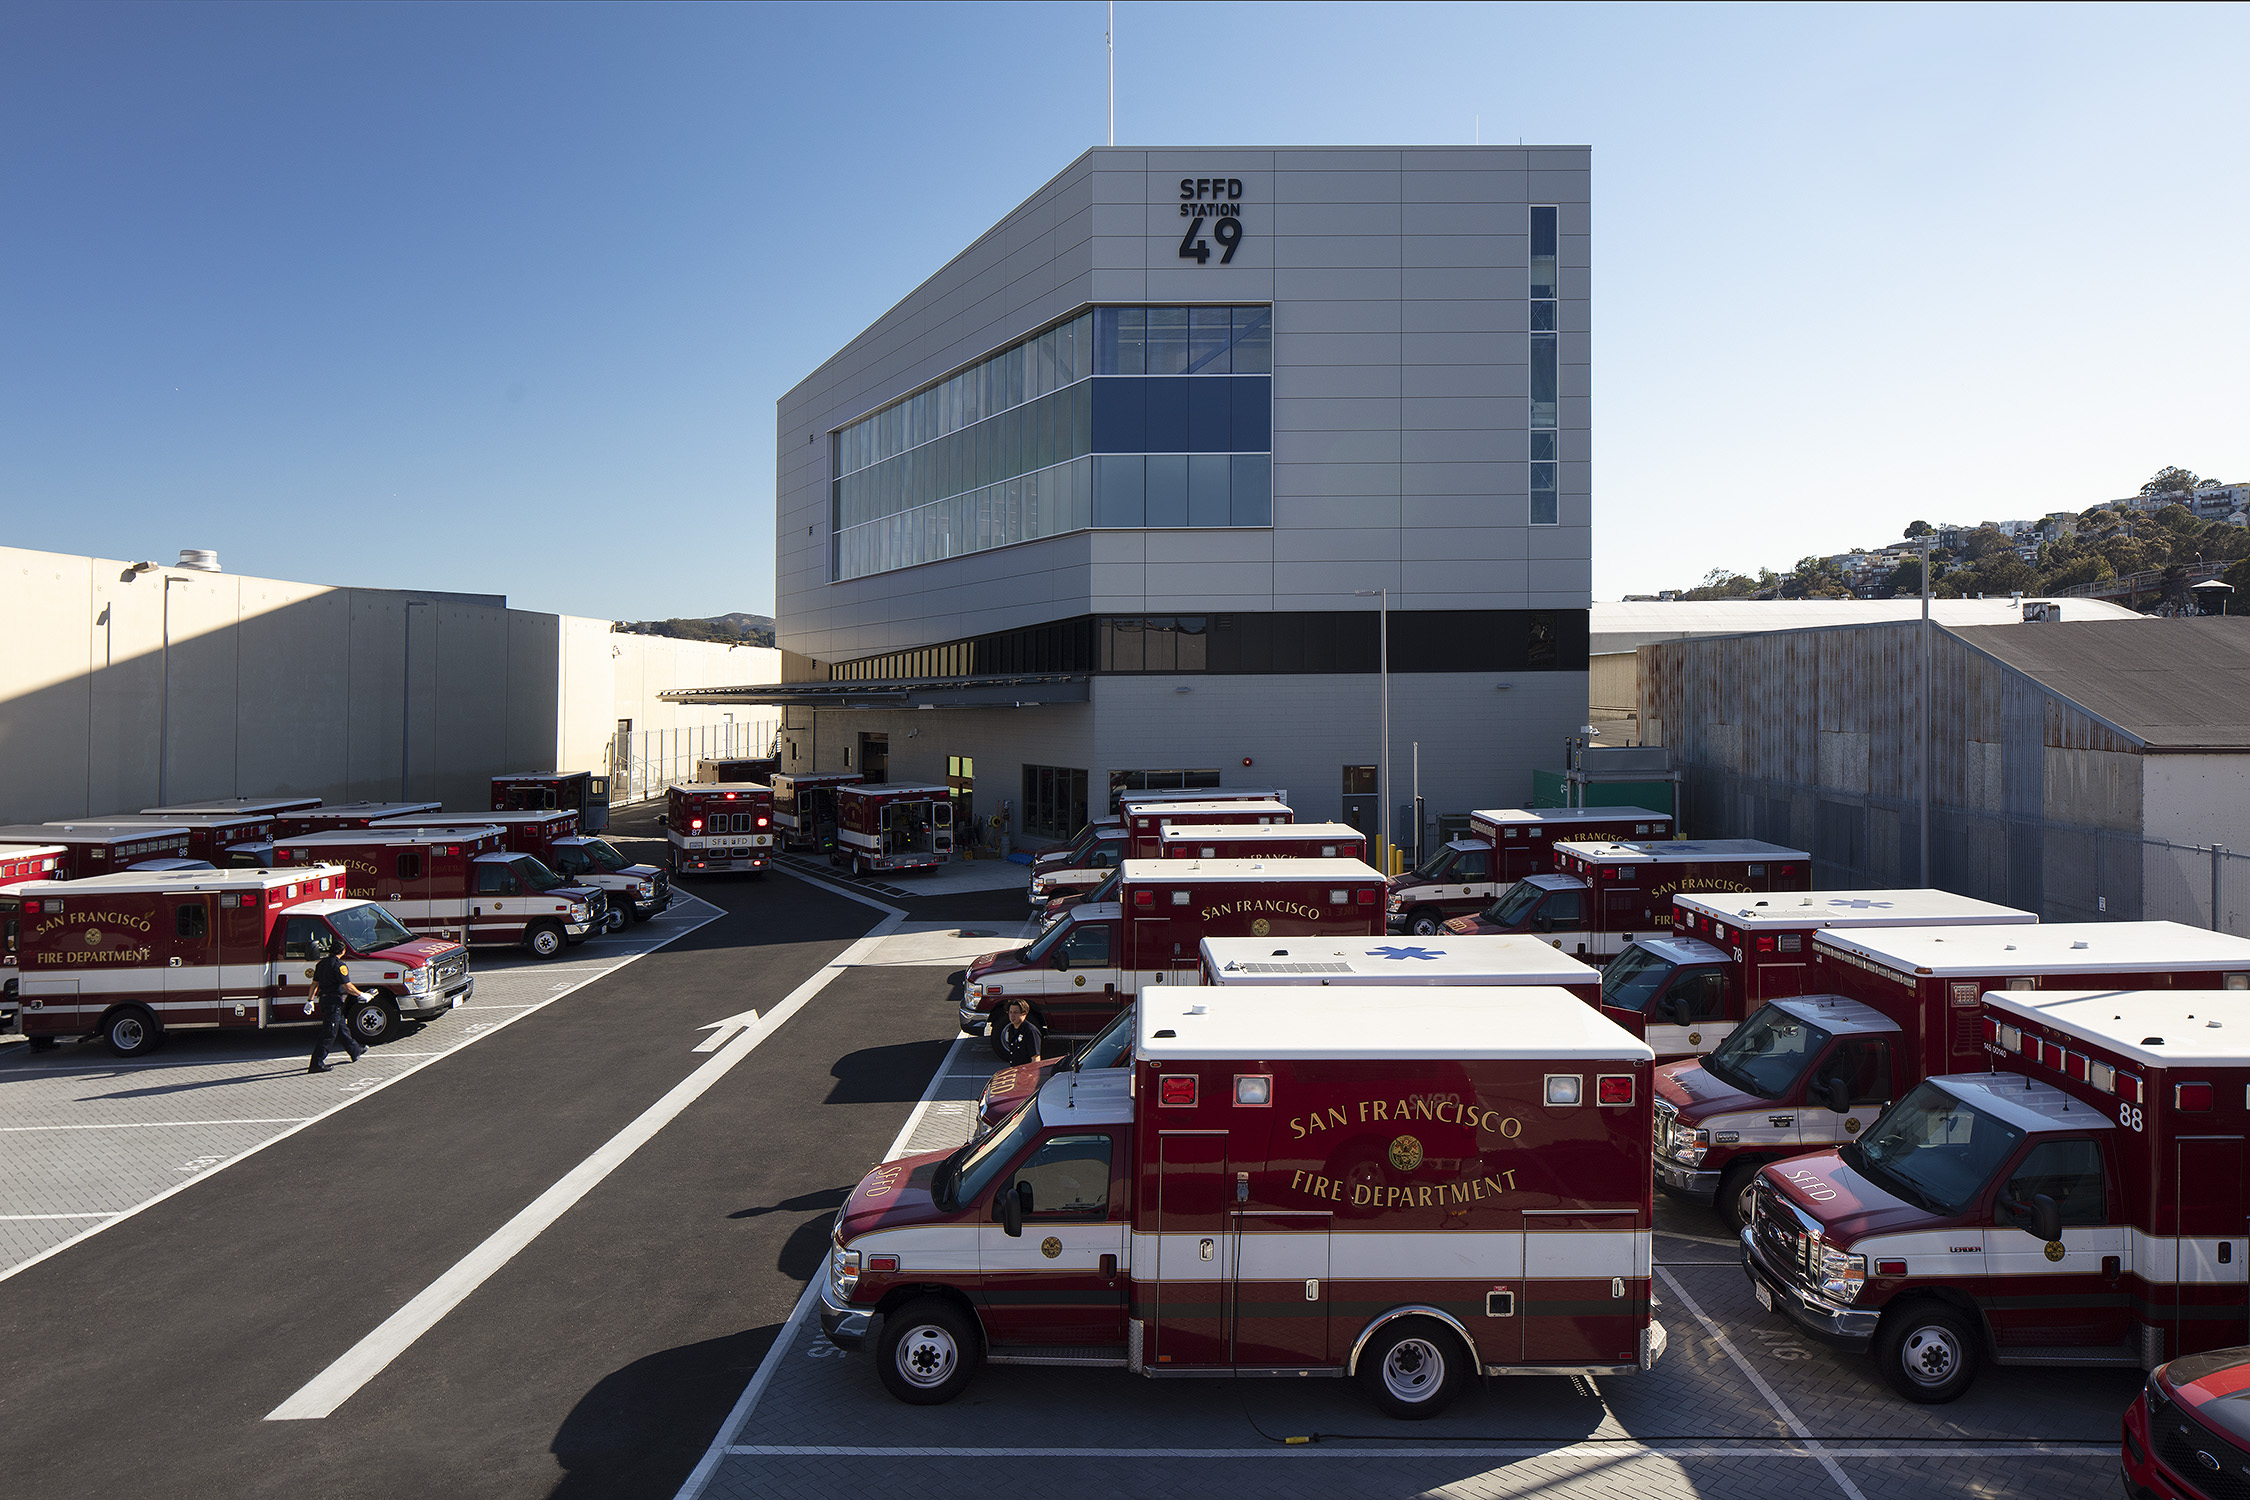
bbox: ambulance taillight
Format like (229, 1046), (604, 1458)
(1159, 1075), (1197, 1106)
(2176, 1081), (2214, 1112)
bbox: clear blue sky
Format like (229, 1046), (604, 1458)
(5, 2), (2245, 617)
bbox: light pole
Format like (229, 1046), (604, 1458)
(1915, 535), (1932, 886)
(1355, 587), (1389, 873)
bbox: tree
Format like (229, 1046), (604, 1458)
(2153, 503), (2199, 534)
(1881, 559), (1924, 598)
(1963, 524), (2014, 561)
(1903, 519), (1935, 538)
(1964, 552), (2036, 595)
(2142, 466), (2201, 500)
(2041, 554), (2113, 591)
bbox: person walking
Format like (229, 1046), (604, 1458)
(993, 998), (1042, 1066)
(308, 937), (368, 1073)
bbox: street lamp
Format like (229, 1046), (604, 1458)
(1912, 533), (1932, 885)
(1355, 587), (1389, 873)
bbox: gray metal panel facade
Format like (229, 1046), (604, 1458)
(773, 146), (1590, 834)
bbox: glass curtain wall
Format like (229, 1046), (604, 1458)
(1529, 207), (1560, 526)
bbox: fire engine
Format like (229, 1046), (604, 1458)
(833, 784), (953, 877)
(275, 802), (442, 837)
(769, 772), (862, 854)
(0, 822), (192, 879)
(1121, 800), (1292, 860)
(491, 771), (610, 834)
(1743, 988), (2250, 1404)
(1385, 807), (1675, 936)
(1655, 921), (2250, 1231)
(661, 783), (774, 875)
(371, 811), (667, 923)
(1445, 839), (1810, 958)
(1602, 889), (2035, 1061)
(93, 811), (279, 866)
(821, 985), (1661, 1413)
(13, 866), (471, 1053)
(962, 858), (1388, 1040)
(1, 844), (68, 1031)
(272, 827), (604, 956)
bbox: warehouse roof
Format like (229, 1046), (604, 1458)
(1590, 597), (2140, 655)
(1952, 617), (2250, 751)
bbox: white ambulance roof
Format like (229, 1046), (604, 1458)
(1201, 935), (1599, 984)
(1523, 873), (1584, 892)
(1926, 1073), (2118, 1135)
(1626, 935), (1732, 967)
(1474, 807), (1670, 827)
(1160, 821), (1358, 842)
(1120, 858), (1385, 883)
(1120, 788), (1280, 805)
(141, 797), (319, 814)
(1984, 990), (2250, 1069)
(279, 829), (494, 846)
(23, 822), (190, 840)
(1767, 994), (1902, 1036)
(15, 864), (347, 895)
(1131, 800), (1292, 819)
(671, 781), (768, 793)
(0, 843), (68, 860)
(1678, 889), (2036, 928)
(1136, 985), (1653, 1061)
(1033, 1063), (1134, 1126)
(373, 813), (565, 826)
(304, 802), (441, 815)
(839, 783), (951, 796)
(1553, 838), (1810, 863)
(1816, 921), (2250, 975)
(92, 813), (273, 830)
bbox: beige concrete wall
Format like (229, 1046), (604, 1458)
(0, 545), (779, 824)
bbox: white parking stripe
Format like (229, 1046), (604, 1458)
(0, 1118), (308, 1133)
(718, 1442), (2112, 1459)
(0, 1213), (119, 1222)
(265, 900), (904, 1421)
(1655, 1265), (1869, 1500)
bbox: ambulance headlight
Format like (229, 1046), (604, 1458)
(1670, 1126), (1709, 1166)
(1817, 1243), (1866, 1303)
(635, 880), (654, 898)
(406, 968), (431, 992)
(570, 903), (589, 921)
(830, 1242), (860, 1299)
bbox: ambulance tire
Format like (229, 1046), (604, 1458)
(1357, 1316), (1470, 1419)
(1407, 909), (1445, 937)
(1716, 1160), (1763, 1235)
(350, 996), (399, 1046)
(102, 1006), (161, 1059)
(525, 921), (567, 959)
(877, 1297), (980, 1405)
(1874, 1300), (1980, 1404)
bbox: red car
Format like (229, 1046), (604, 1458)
(2126, 1344), (2250, 1498)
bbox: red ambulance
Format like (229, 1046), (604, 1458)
(821, 985), (1661, 1414)
(769, 771), (862, 853)
(1743, 988), (2250, 1405)
(1030, 792), (1286, 876)
(1121, 800), (1292, 860)
(0, 822), (193, 879)
(961, 858), (1389, 1041)
(1655, 921), (2250, 1231)
(2, 843), (69, 1031)
(144, 796), (321, 818)
(1384, 807), (1674, 936)
(1602, 889), (2036, 1062)
(91, 811), (279, 866)
(492, 771), (610, 833)
(1159, 821), (1365, 861)
(1445, 839), (1810, 958)
(833, 783), (954, 877)
(14, 866), (470, 1053)
(661, 783), (774, 875)
(1024, 827), (1131, 912)
(372, 811), (667, 924)
(273, 827), (604, 956)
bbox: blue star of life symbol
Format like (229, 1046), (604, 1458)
(1366, 945), (1442, 961)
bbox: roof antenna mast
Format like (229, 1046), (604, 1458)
(1107, 2), (1116, 147)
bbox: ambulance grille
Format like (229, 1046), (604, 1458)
(1237, 962), (1353, 974)
(436, 957), (468, 984)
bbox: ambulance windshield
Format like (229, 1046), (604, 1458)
(512, 856), (572, 892)
(1409, 847), (1457, 881)
(1845, 1081), (2026, 1216)
(1600, 945), (1675, 1012)
(328, 903), (417, 953)
(571, 840), (630, 873)
(1074, 1007), (1135, 1071)
(1481, 881), (1545, 927)
(942, 1097), (1043, 1210)
(1075, 869), (1124, 907)
(1702, 1006), (1832, 1098)
(1023, 919), (1070, 963)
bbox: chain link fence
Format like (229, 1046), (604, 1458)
(607, 720), (779, 807)
(2140, 838), (2250, 938)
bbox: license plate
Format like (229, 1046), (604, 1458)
(1754, 1279), (1773, 1312)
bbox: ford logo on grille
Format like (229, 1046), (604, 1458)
(2199, 1450), (2221, 1471)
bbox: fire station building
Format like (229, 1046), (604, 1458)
(729, 146), (1591, 850)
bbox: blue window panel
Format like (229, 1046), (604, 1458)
(1230, 376), (1271, 453)
(1094, 455), (1145, 526)
(1092, 378), (1145, 453)
(1230, 456), (1272, 526)
(1072, 381), (1092, 459)
(1189, 455), (1231, 525)
(1189, 307), (1233, 374)
(1187, 378), (1232, 452)
(1145, 455), (1189, 527)
(1231, 307), (1273, 373)
(1145, 308), (1189, 375)
(1145, 377), (1190, 453)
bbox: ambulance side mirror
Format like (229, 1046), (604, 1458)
(1052, 950), (1069, 971)
(2029, 1193), (2061, 1244)
(995, 1180), (1029, 1237)
(1816, 1077), (1851, 1114)
(655, 815), (667, 828)
(1658, 995), (1686, 1025)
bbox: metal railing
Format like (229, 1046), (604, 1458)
(607, 722), (780, 807)
(2049, 560), (2227, 602)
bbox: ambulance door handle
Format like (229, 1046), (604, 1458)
(168, 957), (181, 968)
(1304, 1279), (1319, 1301)
(2103, 1255), (2121, 1280)
(1199, 1239), (1214, 1261)
(1100, 1253), (1117, 1280)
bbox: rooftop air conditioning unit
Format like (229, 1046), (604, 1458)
(177, 549), (221, 572)
(2023, 601), (2061, 623)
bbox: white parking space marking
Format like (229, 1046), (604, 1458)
(0, 894), (725, 1283)
(266, 897), (906, 1422)
(718, 1442), (2114, 1459)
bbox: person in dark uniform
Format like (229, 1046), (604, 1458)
(308, 937), (368, 1073)
(994, 998), (1041, 1066)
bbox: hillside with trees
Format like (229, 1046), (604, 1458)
(612, 613), (775, 646)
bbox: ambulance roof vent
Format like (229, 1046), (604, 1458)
(1187, 1004), (1207, 1014)
(177, 548), (221, 572)
(2072, 940), (2090, 949)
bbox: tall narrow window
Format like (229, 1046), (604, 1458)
(1529, 206), (1560, 526)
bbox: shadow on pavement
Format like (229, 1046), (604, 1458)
(548, 1323), (782, 1500)
(728, 1185), (849, 1222)
(825, 1038), (950, 1104)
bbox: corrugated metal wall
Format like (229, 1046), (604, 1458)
(1640, 621), (2150, 920)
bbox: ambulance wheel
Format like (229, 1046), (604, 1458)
(1406, 909), (1444, 936)
(525, 921), (566, 959)
(877, 1298), (980, 1405)
(1716, 1160), (1763, 1235)
(350, 996), (399, 1046)
(102, 1006), (161, 1058)
(1357, 1316), (1470, 1419)
(1874, 1300), (1980, 1404)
